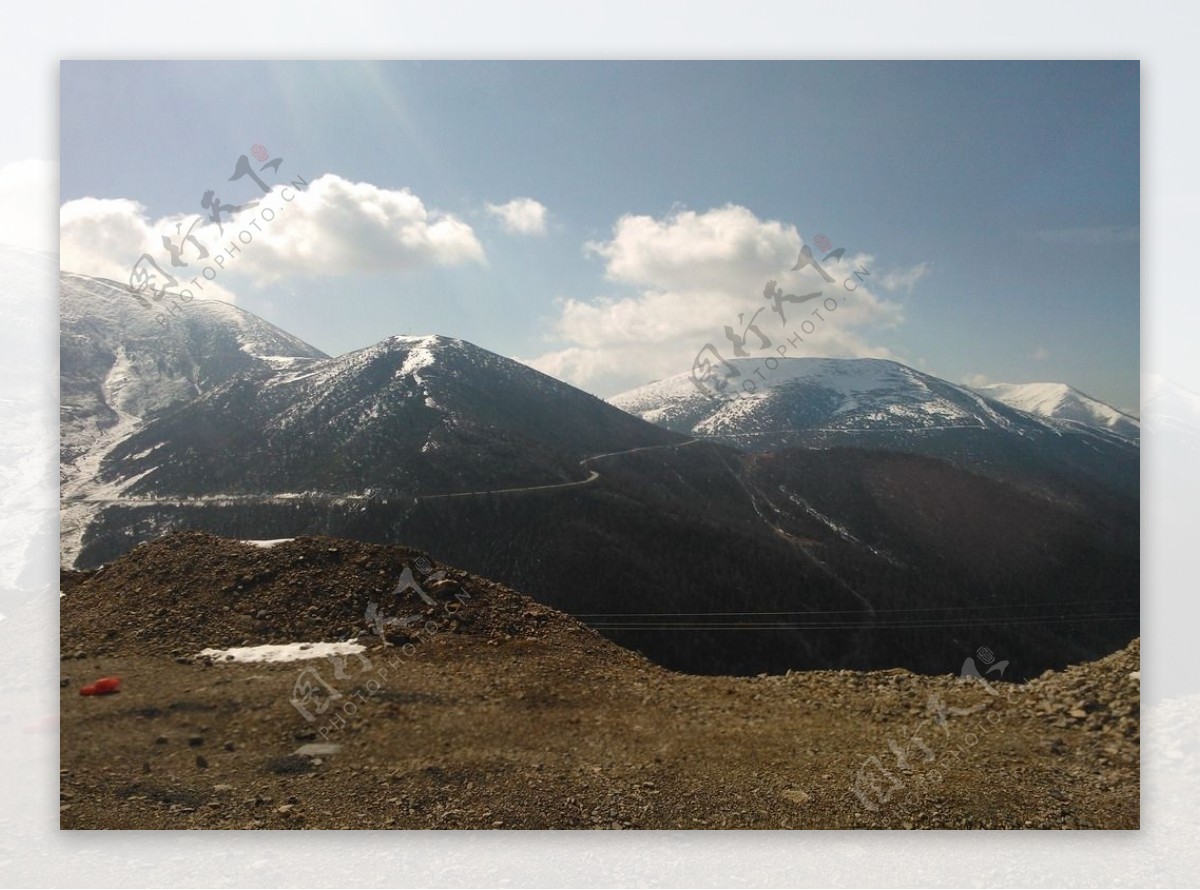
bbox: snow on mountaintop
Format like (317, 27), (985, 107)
(60, 271), (329, 565)
(395, 334), (444, 372)
(609, 356), (1015, 439)
(975, 382), (1139, 440)
(609, 356), (1139, 502)
(61, 272), (328, 454)
(264, 333), (470, 421)
(613, 356), (937, 408)
(77, 327), (681, 522)
(264, 332), (607, 423)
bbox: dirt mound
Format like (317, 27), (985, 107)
(60, 531), (623, 659)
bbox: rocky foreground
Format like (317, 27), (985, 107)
(60, 533), (1139, 829)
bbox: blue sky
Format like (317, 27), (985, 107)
(58, 60), (1139, 410)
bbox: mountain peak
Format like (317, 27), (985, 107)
(610, 356), (975, 433)
(365, 333), (475, 366)
(608, 354), (1138, 501)
(975, 381), (1139, 440)
(382, 333), (458, 348)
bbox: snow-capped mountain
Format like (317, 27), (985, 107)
(60, 273), (679, 567)
(609, 356), (1138, 497)
(611, 357), (1028, 438)
(60, 273), (328, 563)
(974, 381), (1139, 440)
(59, 282), (1138, 678)
(90, 332), (681, 504)
(61, 273), (327, 467)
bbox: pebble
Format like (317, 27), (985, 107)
(295, 743), (342, 758)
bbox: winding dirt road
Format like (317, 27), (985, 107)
(416, 437), (702, 501)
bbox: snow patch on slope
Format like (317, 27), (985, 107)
(610, 357), (1018, 438)
(59, 272), (328, 567)
(196, 641), (366, 663)
(976, 382), (1139, 440)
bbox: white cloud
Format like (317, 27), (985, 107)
(1032, 345), (1051, 361)
(523, 204), (911, 396)
(59, 174), (486, 300)
(962, 373), (991, 388)
(59, 197), (241, 303)
(239, 175), (485, 280)
(880, 261), (930, 294)
(585, 204), (797, 293)
(0, 159), (57, 252)
(485, 197), (548, 236)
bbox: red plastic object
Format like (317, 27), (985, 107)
(79, 677), (121, 696)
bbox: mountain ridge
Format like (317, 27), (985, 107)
(59, 271), (1139, 679)
(975, 380), (1139, 440)
(607, 356), (1139, 501)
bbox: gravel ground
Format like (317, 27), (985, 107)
(60, 533), (1139, 830)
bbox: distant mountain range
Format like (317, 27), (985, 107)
(59, 272), (1139, 678)
(609, 357), (1138, 501)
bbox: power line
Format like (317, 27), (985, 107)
(575, 599), (1135, 618)
(588, 612), (1139, 631)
